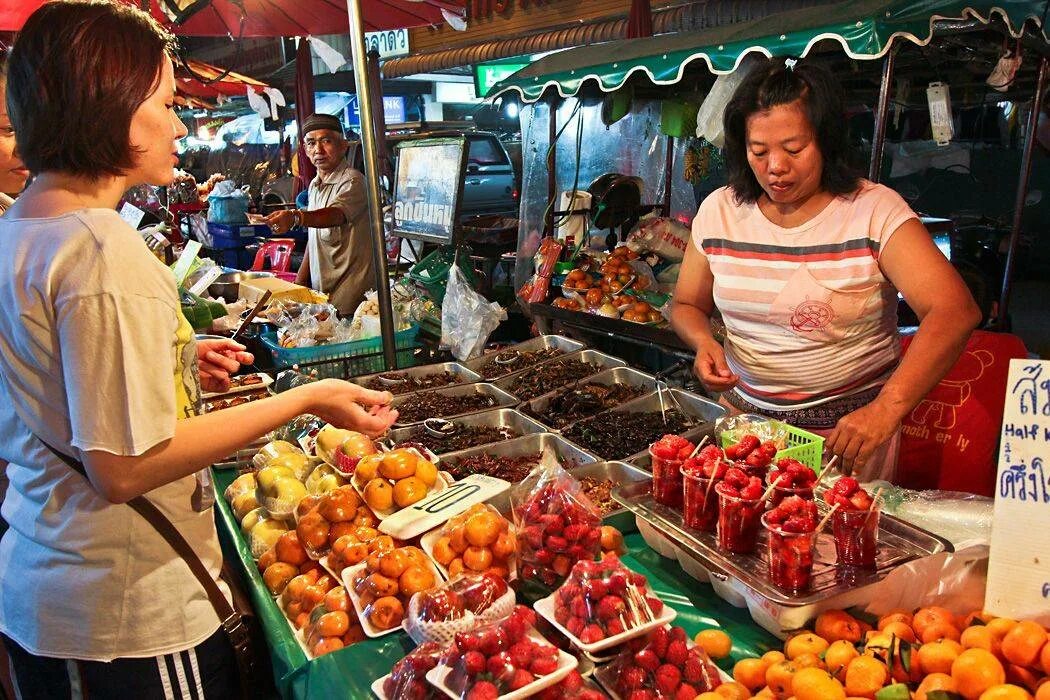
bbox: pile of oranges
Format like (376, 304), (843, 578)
(353, 448), (441, 514)
(430, 503), (516, 579)
(724, 607), (1050, 700)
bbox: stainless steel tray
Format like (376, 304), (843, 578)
(349, 362), (482, 395)
(390, 382), (519, 426)
(492, 349), (628, 401)
(463, 335), (587, 379)
(520, 367), (659, 429)
(571, 461), (651, 518)
(386, 408), (549, 455)
(612, 479), (953, 607)
(562, 388), (727, 462)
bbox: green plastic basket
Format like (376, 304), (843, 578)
(407, 246), (476, 305)
(720, 424), (825, 473)
(260, 326), (422, 379)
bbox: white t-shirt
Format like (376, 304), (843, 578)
(0, 209), (226, 661)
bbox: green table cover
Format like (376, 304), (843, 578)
(213, 469), (779, 699)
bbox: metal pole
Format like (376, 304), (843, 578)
(997, 55), (1048, 330)
(346, 0), (397, 369)
(868, 46), (897, 183)
(545, 95), (559, 237)
(663, 135), (674, 215)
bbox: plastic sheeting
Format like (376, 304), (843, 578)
(514, 98), (697, 291)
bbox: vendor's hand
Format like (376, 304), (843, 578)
(693, 339), (740, 394)
(197, 338), (255, 394)
(825, 400), (901, 475)
(300, 379), (398, 437)
(261, 209), (296, 235)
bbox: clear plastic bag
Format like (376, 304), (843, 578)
(605, 624), (722, 698)
(441, 265), (507, 361)
(382, 641), (446, 700)
(511, 456), (602, 590)
(405, 572), (516, 645)
(427, 503), (516, 581)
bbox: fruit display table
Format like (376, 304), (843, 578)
(213, 468), (780, 699)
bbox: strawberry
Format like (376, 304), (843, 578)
(648, 626), (669, 659)
(558, 582), (582, 603)
(522, 525), (544, 549)
(546, 535), (569, 553)
(560, 670), (584, 691)
(675, 682), (698, 700)
(466, 680), (499, 700)
(646, 597), (665, 616)
(665, 639), (689, 667)
(507, 669), (536, 691)
(606, 618), (626, 636)
(530, 655), (559, 676)
(850, 490), (873, 510)
(669, 626), (687, 643)
(515, 605), (537, 628)
(626, 691), (656, 700)
(462, 650), (486, 677)
(480, 628), (509, 655)
(487, 651), (514, 676)
(655, 664), (682, 696)
(618, 666), (647, 691)
(739, 479), (763, 500)
(683, 654), (705, 684)
(563, 523), (589, 542)
(456, 631), (482, 653)
(537, 513), (565, 534)
(535, 548), (554, 565)
(508, 641), (533, 670)
(607, 571), (629, 595)
(596, 594), (625, 621)
(566, 616), (585, 637)
(579, 690), (605, 700)
(582, 578), (608, 600)
(634, 648), (660, 672)
(553, 604), (570, 625)
(833, 476), (859, 496)
(579, 624), (605, 644)
(502, 614), (527, 643)
(698, 444), (724, 462)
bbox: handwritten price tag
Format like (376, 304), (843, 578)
(378, 474), (510, 540)
(985, 359), (1050, 624)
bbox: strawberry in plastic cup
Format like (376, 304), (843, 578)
(649, 434), (694, 509)
(714, 468), (764, 554)
(762, 496), (818, 592)
(824, 477), (879, 568)
(766, 458), (818, 508)
(680, 457), (727, 532)
(725, 433), (777, 480)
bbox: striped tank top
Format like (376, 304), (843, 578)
(691, 181), (916, 411)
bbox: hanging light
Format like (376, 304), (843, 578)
(158, 0), (213, 24)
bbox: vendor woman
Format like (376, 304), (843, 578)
(671, 57), (981, 481)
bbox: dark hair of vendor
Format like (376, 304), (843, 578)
(6, 0), (175, 179)
(722, 57), (860, 204)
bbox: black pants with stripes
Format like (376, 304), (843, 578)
(2, 628), (240, 700)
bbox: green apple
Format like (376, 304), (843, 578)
(263, 453), (314, 481)
(253, 440), (301, 469)
(271, 476), (307, 506)
(315, 426), (352, 462)
(240, 506), (267, 535)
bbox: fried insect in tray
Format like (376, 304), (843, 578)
(395, 391), (498, 424)
(363, 371), (461, 395)
(444, 452), (581, 483)
(477, 348), (564, 379)
(563, 409), (699, 460)
(393, 424), (520, 454)
(578, 476), (618, 516)
(505, 359), (604, 401)
(523, 382), (647, 428)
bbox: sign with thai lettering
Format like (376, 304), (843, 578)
(392, 137), (468, 244)
(985, 359), (1050, 625)
(365, 28), (410, 59)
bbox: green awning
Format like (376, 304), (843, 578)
(490, 0), (1047, 103)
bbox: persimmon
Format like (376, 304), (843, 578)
(315, 610), (350, 638)
(399, 565), (435, 596)
(275, 531), (309, 567)
(368, 596), (404, 630)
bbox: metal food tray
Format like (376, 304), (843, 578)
(492, 349), (628, 400)
(444, 432), (599, 513)
(571, 461), (650, 532)
(564, 388), (727, 462)
(386, 408), (549, 455)
(462, 335), (587, 378)
(612, 479), (953, 607)
(349, 362), (483, 394)
(390, 382), (519, 427)
(520, 367), (659, 429)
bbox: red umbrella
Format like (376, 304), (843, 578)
(0, 0), (464, 35)
(175, 57), (268, 99)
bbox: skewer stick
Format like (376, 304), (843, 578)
(657, 384), (667, 425)
(814, 455), (839, 491)
(816, 503), (840, 533)
(760, 472), (790, 503)
(863, 487), (885, 526)
(688, 435), (710, 459)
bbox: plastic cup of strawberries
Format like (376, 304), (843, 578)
(680, 446), (727, 532)
(765, 457), (817, 509)
(543, 554), (673, 652)
(714, 468), (764, 554)
(649, 435), (695, 509)
(604, 624), (723, 699)
(761, 495), (819, 592)
(825, 477), (879, 568)
(513, 481), (602, 591)
(428, 605), (576, 700)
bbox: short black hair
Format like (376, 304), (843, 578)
(7, 0), (175, 179)
(722, 57), (860, 204)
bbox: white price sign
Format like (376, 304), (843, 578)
(985, 359), (1050, 625)
(365, 28), (410, 59)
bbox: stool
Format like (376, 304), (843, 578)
(251, 238), (295, 274)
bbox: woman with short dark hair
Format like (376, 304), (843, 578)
(671, 57), (981, 481)
(0, 48), (27, 211)
(0, 2), (397, 696)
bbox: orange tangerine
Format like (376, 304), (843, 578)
(491, 531), (515, 560)
(765, 660), (798, 699)
(1036, 681), (1050, 700)
(816, 610), (864, 643)
(696, 694), (722, 700)
(963, 624), (1003, 656)
(1006, 664), (1041, 692)
(431, 536), (455, 566)
(921, 620), (962, 644)
(877, 610), (914, 631)
(987, 618), (1020, 642)
(915, 672), (958, 700)
(734, 658), (772, 693)
(447, 557), (465, 578)
(825, 640), (861, 682)
(844, 656), (889, 699)
(694, 629), (733, 660)
(762, 650), (787, 666)
(881, 620), (917, 644)
(978, 684), (1034, 700)
(791, 667), (847, 700)
(917, 638), (965, 675)
(448, 526), (469, 554)
(462, 546), (492, 572)
(1040, 637), (1050, 675)
(914, 607), (958, 638)
(785, 632), (830, 660)
(464, 511), (502, 547)
(952, 648), (1007, 699)
(714, 681), (753, 699)
(1001, 621), (1048, 668)
(793, 652), (826, 671)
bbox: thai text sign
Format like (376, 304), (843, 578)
(392, 138), (467, 243)
(985, 359), (1050, 625)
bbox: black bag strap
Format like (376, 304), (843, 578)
(37, 440), (250, 649)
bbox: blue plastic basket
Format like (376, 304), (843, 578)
(260, 326), (422, 379)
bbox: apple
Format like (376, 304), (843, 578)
(253, 440), (301, 469)
(340, 432), (376, 459)
(264, 453), (315, 481)
(314, 426), (353, 462)
(419, 589), (465, 623)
